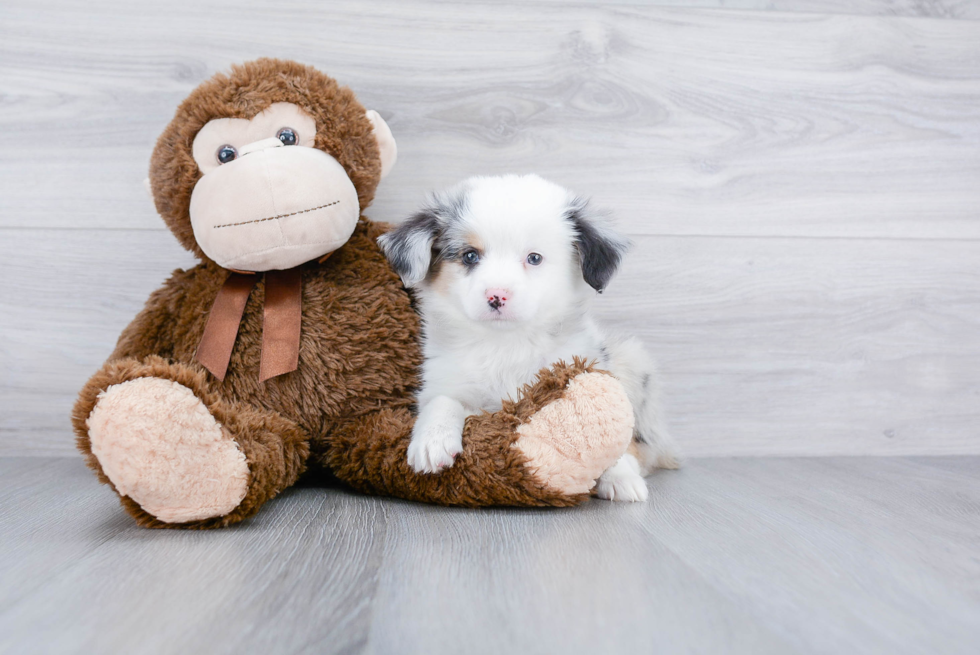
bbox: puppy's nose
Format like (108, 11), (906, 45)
(486, 288), (510, 310)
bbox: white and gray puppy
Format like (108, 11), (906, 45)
(378, 174), (678, 502)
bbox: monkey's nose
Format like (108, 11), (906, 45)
(486, 288), (510, 310)
(239, 137), (284, 157)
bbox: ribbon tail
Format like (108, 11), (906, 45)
(196, 272), (258, 381)
(259, 267), (303, 382)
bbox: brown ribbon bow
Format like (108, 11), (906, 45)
(196, 268), (303, 382)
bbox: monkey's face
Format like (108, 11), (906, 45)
(186, 102), (394, 271)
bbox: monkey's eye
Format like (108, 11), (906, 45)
(461, 250), (480, 266)
(526, 253), (543, 266)
(276, 128), (298, 146)
(216, 145), (238, 164)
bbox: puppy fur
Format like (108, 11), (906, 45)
(379, 174), (678, 501)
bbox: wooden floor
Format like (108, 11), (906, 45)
(1, 456), (977, 654)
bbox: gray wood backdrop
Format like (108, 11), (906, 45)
(1, 0), (978, 457)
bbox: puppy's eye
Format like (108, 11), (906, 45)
(526, 253), (543, 266)
(462, 250), (480, 266)
(216, 145), (238, 164)
(276, 128), (298, 146)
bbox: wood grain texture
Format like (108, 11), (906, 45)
(601, 234), (980, 456)
(466, 1), (980, 20)
(3, 229), (978, 457)
(1, 1), (979, 457)
(1, 1), (978, 238)
(1, 456), (978, 654)
(0, 458), (385, 655)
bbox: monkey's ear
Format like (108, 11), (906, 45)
(365, 110), (397, 179)
(377, 209), (440, 287)
(565, 198), (630, 292)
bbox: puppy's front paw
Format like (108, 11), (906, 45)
(407, 424), (463, 474)
(595, 454), (649, 502)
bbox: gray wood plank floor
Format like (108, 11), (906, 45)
(1, 456), (978, 655)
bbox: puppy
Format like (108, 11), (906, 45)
(378, 174), (678, 501)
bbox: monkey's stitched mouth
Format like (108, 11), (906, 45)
(213, 200), (340, 229)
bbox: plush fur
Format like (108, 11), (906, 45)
(72, 60), (635, 528)
(325, 357), (633, 507)
(88, 377), (249, 523)
(149, 58), (383, 262)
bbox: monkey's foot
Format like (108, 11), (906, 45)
(513, 370), (634, 496)
(87, 377), (249, 523)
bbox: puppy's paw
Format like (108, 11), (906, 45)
(595, 454), (649, 502)
(407, 424), (463, 474)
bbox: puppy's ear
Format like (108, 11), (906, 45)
(566, 198), (630, 292)
(377, 210), (440, 287)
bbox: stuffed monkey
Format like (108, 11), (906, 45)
(72, 59), (634, 528)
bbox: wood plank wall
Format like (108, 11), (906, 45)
(1, 0), (978, 456)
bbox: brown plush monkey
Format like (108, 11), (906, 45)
(72, 59), (634, 529)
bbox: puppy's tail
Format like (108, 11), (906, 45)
(603, 335), (681, 473)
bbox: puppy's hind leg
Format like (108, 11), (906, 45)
(603, 336), (680, 474)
